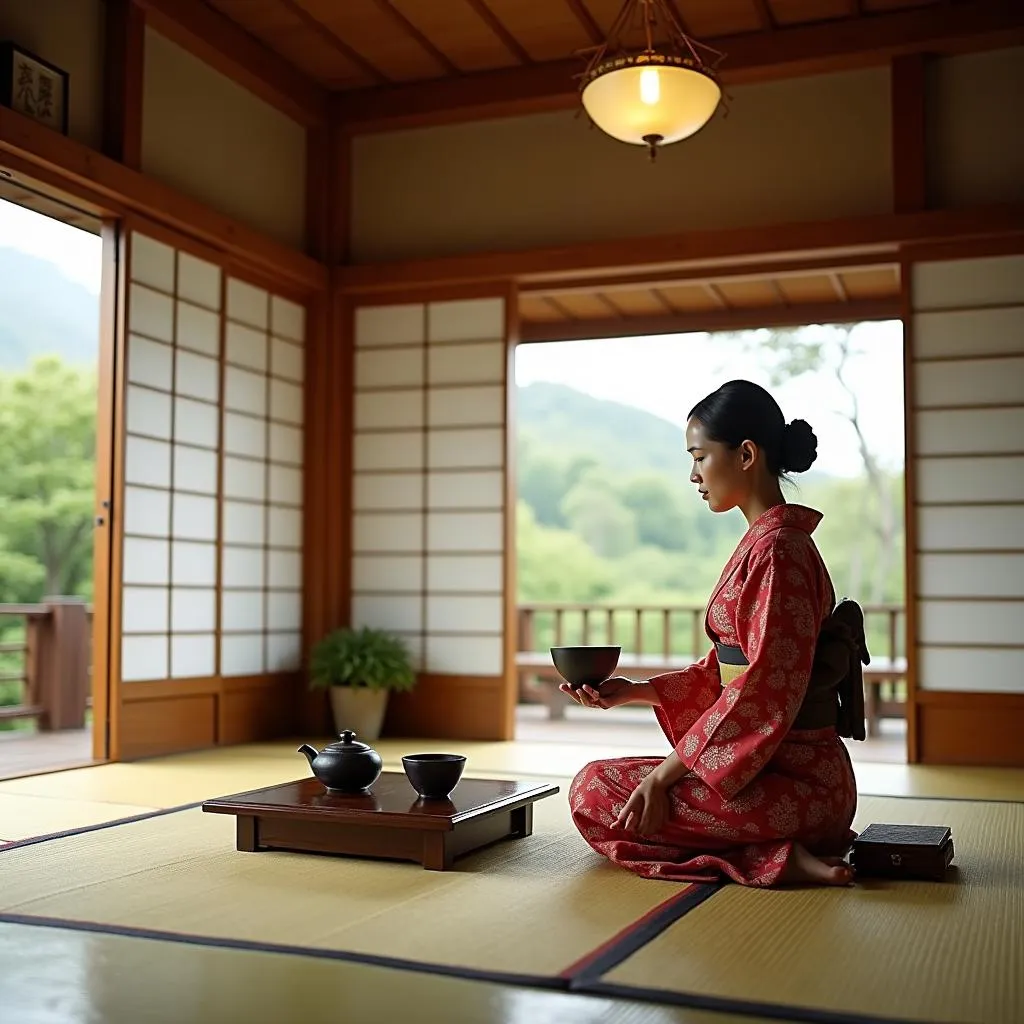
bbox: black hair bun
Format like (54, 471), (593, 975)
(781, 419), (817, 473)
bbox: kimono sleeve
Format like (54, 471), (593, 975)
(648, 648), (724, 744)
(673, 530), (824, 799)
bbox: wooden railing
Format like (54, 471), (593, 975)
(0, 600), (92, 731)
(516, 602), (906, 734)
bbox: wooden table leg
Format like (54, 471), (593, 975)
(236, 815), (259, 851)
(511, 804), (534, 838)
(422, 832), (453, 870)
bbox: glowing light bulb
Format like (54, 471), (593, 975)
(639, 66), (660, 105)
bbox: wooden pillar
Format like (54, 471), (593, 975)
(891, 54), (928, 213)
(301, 105), (352, 736)
(102, 0), (145, 167)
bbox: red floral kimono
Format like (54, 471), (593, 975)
(569, 504), (858, 887)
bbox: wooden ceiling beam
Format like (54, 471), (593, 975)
(337, 205), (1024, 293)
(649, 287), (675, 313)
(891, 53), (928, 212)
(282, 0), (391, 84)
(338, 0), (1024, 133)
(544, 295), (579, 320)
(751, 0), (777, 32)
(102, 0), (145, 167)
(518, 298), (902, 343)
(563, 0), (605, 46)
(135, 0), (329, 126)
(665, 0), (694, 36)
(705, 283), (729, 308)
(829, 273), (850, 301)
(467, 0), (533, 64)
(370, 0), (460, 76)
(520, 254), (900, 295)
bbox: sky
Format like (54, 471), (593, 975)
(0, 197), (102, 293)
(0, 196), (903, 480)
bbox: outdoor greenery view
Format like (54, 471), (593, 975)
(0, 241), (100, 728)
(515, 324), (906, 663)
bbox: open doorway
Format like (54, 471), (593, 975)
(512, 319), (907, 765)
(0, 186), (104, 778)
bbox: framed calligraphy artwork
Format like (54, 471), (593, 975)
(0, 42), (69, 135)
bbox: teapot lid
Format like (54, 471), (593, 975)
(324, 729), (375, 754)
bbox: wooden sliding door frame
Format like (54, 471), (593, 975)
(898, 256), (920, 764)
(92, 218), (128, 762)
(339, 280), (519, 740)
(103, 210), (326, 760)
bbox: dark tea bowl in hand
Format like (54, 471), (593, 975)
(402, 753), (467, 800)
(551, 645), (621, 690)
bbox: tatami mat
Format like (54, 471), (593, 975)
(0, 782), (705, 982)
(852, 762), (1024, 803)
(0, 753), (308, 808)
(0, 792), (156, 841)
(599, 796), (1024, 1024)
(0, 921), (773, 1024)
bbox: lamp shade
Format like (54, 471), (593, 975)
(582, 59), (721, 147)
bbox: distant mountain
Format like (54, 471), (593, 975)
(0, 247), (99, 369)
(516, 380), (687, 476)
(515, 380), (832, 485)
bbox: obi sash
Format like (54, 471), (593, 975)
(713, 599), (870, 739)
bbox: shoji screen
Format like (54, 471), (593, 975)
(351, 296), (510, 738)
(909, 251), (1024, 764)
(122, 233), (222, 685)
(117, 228), (306, 757)
(220, 278), (305, 678)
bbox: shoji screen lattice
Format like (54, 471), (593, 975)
(220, 278), (304, 677)
(910, 253), (1024, 695)
(119, 231), (305, 684)
(351, 298), (507, 680)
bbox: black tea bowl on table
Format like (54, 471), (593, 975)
(550, 645), (621, 690)
(402, 753), (467, 800)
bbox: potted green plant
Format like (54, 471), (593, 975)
(309, 626), (416, 741)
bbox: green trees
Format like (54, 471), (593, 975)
(0, 357), (98, 602)
(0, 357), (97, 723)
(515, 349), (906, 659)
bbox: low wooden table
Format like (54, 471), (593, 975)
(202, 773), (560, 871)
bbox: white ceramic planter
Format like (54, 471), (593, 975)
(329, 686), (389, 742)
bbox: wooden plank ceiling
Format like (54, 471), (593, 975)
(202, 0), (950, 91)
(517, 259), (902, 341)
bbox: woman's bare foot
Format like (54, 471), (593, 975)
(777, 843), (854, 887)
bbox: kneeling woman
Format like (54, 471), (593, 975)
(567, 380), (858, 888)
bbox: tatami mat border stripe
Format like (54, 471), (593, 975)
(560, 882), (721, 982)
(577, 979), (924, 1024)
(0, 802), (203, 853)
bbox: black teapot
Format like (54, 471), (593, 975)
(298, 730), (383, 794)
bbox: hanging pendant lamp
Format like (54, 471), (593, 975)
(578, 0), (726, 161)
